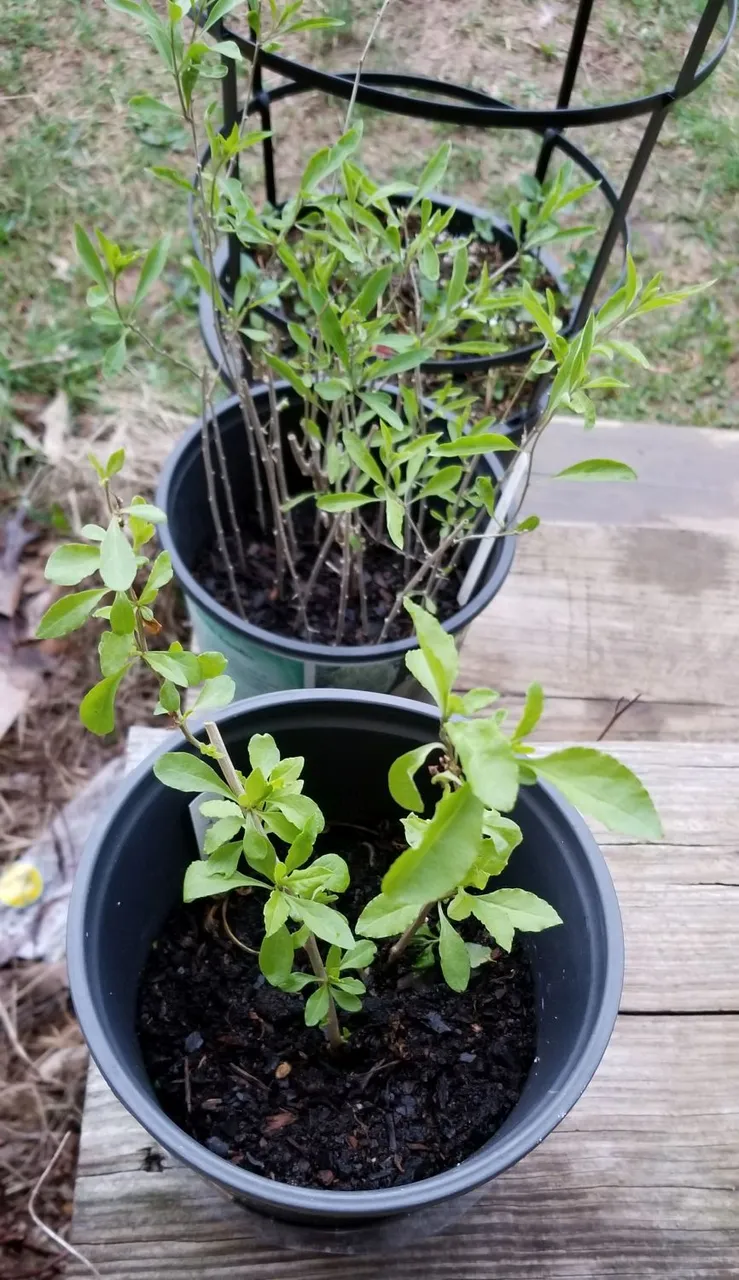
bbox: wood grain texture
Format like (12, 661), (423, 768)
(68, 1018), (739, 1279)
(458, 522), (739, 726)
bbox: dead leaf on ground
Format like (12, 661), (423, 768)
(40, 389), (71, 466)
(0, 509), (38, 618)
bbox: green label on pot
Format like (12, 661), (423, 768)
(186, 601), (429, 700)
(187, 602), (304, 699)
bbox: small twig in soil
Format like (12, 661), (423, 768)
(357, 1059), (398, 1093)
(28, 1131), (102, 1279)
(230, 1063), (269, 1093)
(597, 692), (642, 741)
(221, 897), (258, 954)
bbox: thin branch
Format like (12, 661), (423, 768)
(343, 0), (395, 130)
(597, 693), (642, 741)
(200, 380), (246, 620)
(28, 1132), (102, 1279)
(204, 720), (243, 796)
(388, 902), (432, 964)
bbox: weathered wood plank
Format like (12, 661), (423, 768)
(529, 416), (739, 528)
(459, 522), (739, 732)
(68, 1016), (739, 1278)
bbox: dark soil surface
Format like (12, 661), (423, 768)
(137, 823), (537, 1192)
(193, 501), (465, 646)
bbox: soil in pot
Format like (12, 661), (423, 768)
(193, 501), (465, 647)
(137, 823), (537, 1192)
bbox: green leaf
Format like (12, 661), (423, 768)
(446, 718), (519, 812)
(385, 495), (404, 551)
(145, 651), (194, 687)
(200, 799), (241, 819)
(419, 241), (440, 281)
(79, 668), (127, 735)
(409, 141), (451, 210)
(512, 682), (544, 741)
(354, 265), (393, 318)
(288, 898), (354, 950)
(299, 853), (349, 894)
(133, 237), (169, 309)
(356, 892), (419, 938)
(388, 742), (443, 811)
(340, 940), (377, 971)
(45, 543), (100, 586)
(316, 492), (376, 513)
(264, 889), (290, 935)
(243, 824), (277, 874)
(183, 861), (260, 903)
(532, 747), (663, 838)
(331, 987), (362, 1013)
(553, 458), (637, 482)
(258, 926), (294, 986)
(417, 466), (462, 500)
(155, 679), (180, 715)
(148, 165), (195, 192)
(202, 0), (243, 28)
(36, 589), (109, 640)
(471, 888), (562, 951)
(140, 551), (173, 604)
(248, 732), (280, 778)
(103, 335), (127, 378)
(75, 224), (107, 288)
(99, 629), (135, 677)
(81, 524), (106, 542)
(105, 448), (125, 478)
(153, 752), (235, 798)
(99, 518), (137, 592)
(466, 941), (493, 968)
(129, 93), (178, 116)
(448, 242), (468, 308)
(304, 984), (330, 1026)
(434, 433), (517, 457)
(280, 971), (317, 993)
(448, 688), (499, 715)
(198, 651), (228, 679)
(317, 303), (349, 367)
(404, 598), (458, 717)
(365, 347), (434, 381)
(110, 592), (135, 635)
(438, 906), (471, 992)
(192, 674), (235, 713)
(203, 815), (244, 855)
(121, 501), (166, 523)
(382, 783), (485, 906)
(343, 432), (384, 487)
(244, 767), (269, 807)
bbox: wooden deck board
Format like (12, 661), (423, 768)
(69, 1015), (739, 1277)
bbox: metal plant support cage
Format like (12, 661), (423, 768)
(196, 0), (736, 399)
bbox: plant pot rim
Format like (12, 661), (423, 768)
(155, 389), (516, 665)
(67, 688), (624, 1219)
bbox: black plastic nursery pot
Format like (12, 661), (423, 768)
(67, 691), (624, 1250)
(155, 385), (516, 701)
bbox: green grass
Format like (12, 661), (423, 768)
(0, 0), (737, 463)
(0, 0), (202, 489)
